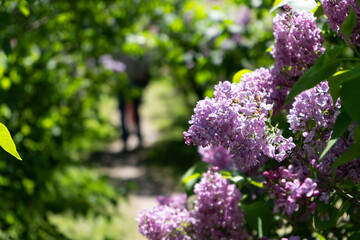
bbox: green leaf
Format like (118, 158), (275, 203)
(330, 66), (360, 86)
(341, 7), (357, 37)
(328, 70), (348, 105)
(181, 162), (208, 193)
(266, 45), (273, 53)
(182, 172), (201, 184)
(315, 199), (350, 231)
(314, 200), (338, 230)
(286, 47), (342, 104)
(249, 180), (263, 188)
(273, 0), (284, 7)
(319, 138), (338, 160)
(243, 202), (273, 236)
(233, 69), (252, 83)
(229, 175), (244, 183)
(287, 0), (318, 12)
(353, 124), (360, 143)
(331, 110), (353, 139)
(331, 141), (360, 168)
(271, 0), (317, 13)
(0, 123), (22, 160)
(328, 66), (360, 105)
(18, 0), (30, 17)
(313, 5), (324, 18)
(181, 162), (208, 182)
(315, 232), (326, 240)
(349, 232), (360, 240)
(270, 0), (290, 13)
(341, 79), (360, 123)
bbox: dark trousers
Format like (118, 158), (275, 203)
(119, 94), (142, 145)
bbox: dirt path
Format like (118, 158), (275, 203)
(93, 147), (180, 239)
(92, 89), (180, 239)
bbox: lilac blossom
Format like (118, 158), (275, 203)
(137, 205), (194, 240)
(157, 193), (187, 209)
(192, 167), (247, 239)
(287, 82), (360, 183)
(239, 68), (294, 113)
(184, 81), (295, 170)
(264, 166), (319, 215)
(322, 0), (360, 46)
(287, 81), (340, 143)
(272, 10), (325, 78)
(198, 145), (233, 170)
(99, 54), (126, 72)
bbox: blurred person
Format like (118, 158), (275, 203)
(100, 53), (150, 151)
(118, 53), (151, 151)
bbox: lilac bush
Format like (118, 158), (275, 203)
(139, 3), (360, 239)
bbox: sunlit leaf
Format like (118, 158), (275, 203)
(271, 0), (317, 13)
(233, 69), (252, 83)
(315, 232), (326, 240)
(270, 0), (290, 13)
(0, 123), (22, 160)
(313, 5), (324, 18)
(18, 0), (30, 17)
(250, 180), (263, 188)
(287, 0), (317, 12)
(319, 138), (338, 161)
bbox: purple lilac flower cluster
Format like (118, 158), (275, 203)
(264, 166), (319, 215)
(238, 10), (325, 113)
(184, 81), (295, 170)
(157, 193), (187, 209)
(239, 68), (293, 113)
(271, 10), (325, 78)
(193, 167), (247, 239)
(322, 0), (360, 46)
(137, 205), (194, 240)
(138, 168), (247, 240)
(287, 81), (340, 143)
(198, 145), (233, 170)
(286, 81), (360, 183)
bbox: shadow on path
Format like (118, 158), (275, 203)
(89, 148), (178, 197)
